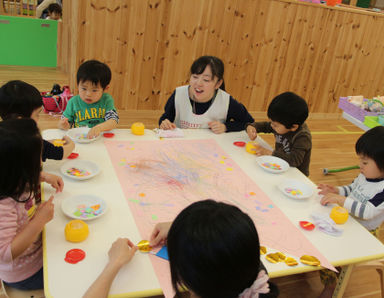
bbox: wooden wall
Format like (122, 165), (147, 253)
(58, 0), (384, 117)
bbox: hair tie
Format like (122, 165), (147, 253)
(238, 270), (270, 298)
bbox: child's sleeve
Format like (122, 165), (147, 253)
(42, 140), (64, 162)
(344, 189), (384, 220)
(62, 98), (74, 123)
(273, 133), (311, 168)
(337, 178), (358, 197)
(0, 199), (17, 263)
(104, 95), (119, 123)
(159, 91), (176, 125)
(252, 122), (275, 133)
(225, 97), (255, 132)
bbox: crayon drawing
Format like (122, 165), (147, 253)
(105, 139), (334, 297)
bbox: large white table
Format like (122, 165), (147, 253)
(42, 129), (384, 298)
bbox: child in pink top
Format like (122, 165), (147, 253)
(0, 119), (58, 290)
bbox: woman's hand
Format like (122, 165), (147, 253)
(160, 119), (176, 130)
(208, 121), (226, 134)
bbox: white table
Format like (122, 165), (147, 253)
(42, 129), (384, 298)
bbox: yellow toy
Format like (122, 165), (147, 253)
(65, 220), (89, 242)
(53, 139), (65, 147)
(330, 206), (349, 224)
(245, 142), (260, 154)
(131, 122), (145, 135)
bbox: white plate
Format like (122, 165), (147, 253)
(278, 179), (314, 200)
(67, 127), (101, 144)
(61, 194), (107, 221)
(256, 156), (289, 174)
(60, 160), (100, 181)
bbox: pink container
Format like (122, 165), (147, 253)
(338, 97), (379, 122)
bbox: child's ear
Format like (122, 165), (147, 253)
(104, 85), (110, 91)
(290, 124), (299, 132)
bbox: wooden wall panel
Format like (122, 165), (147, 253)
(58, 0), (384, 116)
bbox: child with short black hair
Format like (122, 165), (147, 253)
(58, 60), (119, 138)
(0, 118), (55, 290)
(46, 3), (62, 21)
(84, 200), (278, 298)
(159, 55), (254, 134)
(318, 126), (384, 297)
(0, 80), (75, 161)
(246, 92), (311, 176)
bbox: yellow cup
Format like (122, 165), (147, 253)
(131, 122), (145, 135)
(65, 220), (89, 242)
(245, 142), (260, 154)
(330, 206), (349, 224)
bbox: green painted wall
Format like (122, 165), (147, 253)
(0, 15), (57, 67)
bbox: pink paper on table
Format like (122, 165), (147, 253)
(105, 139), (335, 297)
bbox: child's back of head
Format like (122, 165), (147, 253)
(0, 80), (43, 120)
(167, 200), (267, 298)
(0, 118), (42, 202)
(356, 126), (384, 171)
(267, 92), (308, 129)
(77, 60), (111, 89)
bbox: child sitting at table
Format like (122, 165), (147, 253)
(317, 126), (384, 297)
(0, 119), (57, 290)
(0, 80), (75, 161)
(246, 92), (311, 176)
(159, 55), (254, 134)
(58, 60), (119, 138)
(84, 200), (279, 298)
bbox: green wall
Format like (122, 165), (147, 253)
(0, 15), (57, 67)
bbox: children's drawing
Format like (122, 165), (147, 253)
(105, 139), (335, 297)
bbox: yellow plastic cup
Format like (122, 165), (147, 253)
(65, 220), (89, 242)
(245, 142), (260, 154)
(330, 206), (349, 224)
(131, 122), (145, 135)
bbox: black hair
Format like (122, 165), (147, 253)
(47, 3), (62, 16)
(356, 126), (384, 171)
(0, 80), (43, 120)
(0, 119), (42, 203)
(267, 92), (308, 128)
(167, 200), (263, 298)
(190, 56), (226, 91)
(76, 60), (112, 89)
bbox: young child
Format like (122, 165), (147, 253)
(0, 118), (56, 290)
(58, 60), (119, 138)
(317, 126), (384, 297)
(159, 55), (254, 134)
(0, 80), (75, 161)
(246, 92), (311, 176)
(84, 200), (278, 298)
(46, 3), (62, 21)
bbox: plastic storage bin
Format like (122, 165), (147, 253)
(339, 97), (378, 122)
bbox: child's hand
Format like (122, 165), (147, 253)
(318, 184), (338, 195)
(108, 238), (137, 267)
(246, 125), (258, 140)
(320, 193), (346, 206)
(254, 147), (272, 156)
(33, 195), (55, 226)
(61, 136), (75, 159)
(208, 121), (226, 134)
(87, 126), (102, 139)
(58, 118), (70, 130)
(160, 119), (176, 130)
(41, 172), (64, 193)
(149, 222), (172, 247)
